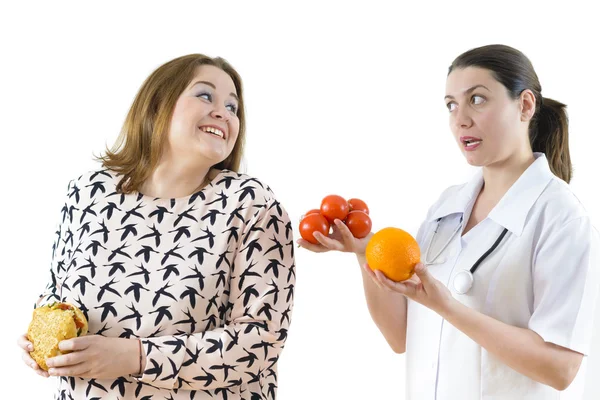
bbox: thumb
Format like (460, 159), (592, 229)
(413, 263), (431, 284)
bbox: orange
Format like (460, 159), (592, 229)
(365, 227), (421, 282)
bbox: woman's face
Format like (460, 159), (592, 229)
(167, 65), (240, 168)
(445, 67), (529, 167)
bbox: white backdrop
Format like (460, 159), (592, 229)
(1, 1), (599, 398)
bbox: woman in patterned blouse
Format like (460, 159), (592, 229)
(18, 54), (296, 400)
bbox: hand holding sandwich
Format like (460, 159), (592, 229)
(19, 333), (143, 379)
(19, 302), (144, 379)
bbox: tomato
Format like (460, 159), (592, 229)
(303, 209), (321, 218)
(345, 210), (372, 238)
(320, 194), (349, 223)
(299, 213), (330, 244)
(347, 198), (369, 214)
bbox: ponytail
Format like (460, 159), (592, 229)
(530, 97), (572, 183)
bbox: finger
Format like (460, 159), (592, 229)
(405, 272), (422, 285)
(312, 231), (344, 251)
(332, 219), (355, 243)
(361, 263), (379, 282)
(296, 238), (329, 253)
(373, 270), (395, 291)
(21, 353), (50, 377)
(371, 269), (391, 290)
(17, 335), (34, 352)
(48, 362), (89, 377)
(413, 263), (432, 286)
(35, 368), (50, 378)
(379, 274), (419, 297)
(46, 352), (84, 368)
(59, 336), (91, 352)
(22, 352), (37, 369)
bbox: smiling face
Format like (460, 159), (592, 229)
(166, 65), (241, 168)
(445, 67), (532, 167)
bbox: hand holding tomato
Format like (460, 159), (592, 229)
(299, 218), (373, 254)
(298, 195), (372, 253)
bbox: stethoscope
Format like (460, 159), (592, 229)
(424, 216), (509, 294)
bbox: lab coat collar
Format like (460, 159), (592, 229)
(427, 153), (555, 237)
(427, 171), (483, 222)
(488, 153), (554, 236)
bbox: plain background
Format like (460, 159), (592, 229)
(1, 1), (599, 398)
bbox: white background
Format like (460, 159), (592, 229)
(1, 1), (599, 398)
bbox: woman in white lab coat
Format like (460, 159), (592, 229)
(299, 44), (600, 399)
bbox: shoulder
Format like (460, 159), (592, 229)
(215, 169), (278, 203)
(214, 170), (290, 223)
(66, 168), (119, 188)
(536, 176), (591, 225)
(60, 168), (120, 205)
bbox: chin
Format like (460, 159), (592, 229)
(463, 153), (486, 167)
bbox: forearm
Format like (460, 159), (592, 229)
(357, 253), (407, 353)
(139, 322), (284, 390)
(441, 300), (582, 390)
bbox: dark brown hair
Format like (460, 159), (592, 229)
(97, 54), (246, 193)
(449, 44), (571, 182)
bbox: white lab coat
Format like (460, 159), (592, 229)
(405, 153), (600, 399)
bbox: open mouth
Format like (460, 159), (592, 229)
(199, 126), (226, 139)
(461, 137), (482, 148)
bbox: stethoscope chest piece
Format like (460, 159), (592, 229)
(453, 270), (474, 294)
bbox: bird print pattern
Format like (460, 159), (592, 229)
(37, 168), (296, 399)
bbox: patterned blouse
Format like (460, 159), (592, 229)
(37, 168), (296, 399)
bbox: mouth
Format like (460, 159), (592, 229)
(460, 136), (483, 149)
(199, 125), (226, 140)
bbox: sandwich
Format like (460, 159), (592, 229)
(27, 302), (88, 371)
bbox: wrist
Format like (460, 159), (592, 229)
(438, 296), (461, 320)
(128, 338), (143, 376)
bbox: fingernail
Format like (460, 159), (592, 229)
(48, 368), (55, 375)
(30, 362), (36, 368)
(28, 345), (33, 351)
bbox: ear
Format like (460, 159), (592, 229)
(519, 89), (536, 122)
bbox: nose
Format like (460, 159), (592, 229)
(453, 105), (473, 130)
(210, 104), (228, 121)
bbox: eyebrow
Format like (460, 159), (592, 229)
(191, 80), (239, 102)
(444, 84), (490, 100)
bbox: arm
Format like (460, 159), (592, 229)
(379, 217), (599, 391)
(357, 252), (408, 353)
(37, 178), (79, 307)
(441, 301), (583, 391)
(20, 178), (79, 377)
(137, 198), (296, 390)
(300, 219), (409, 353)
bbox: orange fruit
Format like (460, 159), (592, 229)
(365, 227), (420, 282)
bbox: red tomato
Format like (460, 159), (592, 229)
(303, 209), (321, 218)
(320, 195), (349, 223)
(347, 198), (369, 214)
(345, 210), (372, 238)
(299, 213), (330, 244)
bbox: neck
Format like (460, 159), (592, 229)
(140, 156), (212, 199)
(481, 150), (535, 202)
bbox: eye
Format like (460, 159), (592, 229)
(446, 102), (457, 112)
(226, 103), (238, 113)
(197, 92), (212, 101)
(472, 95), (485, 105)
